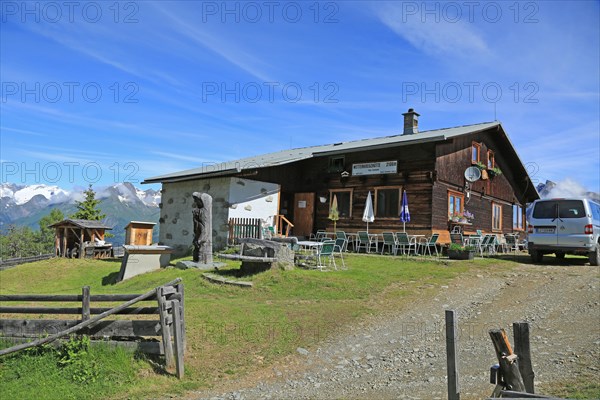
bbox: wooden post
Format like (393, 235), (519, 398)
(157, 286), (174, 368)
(171, 299), (184, 379)
(445, 310), (460, 400)
(176, 283), (186, 352)
(513, 322), (535, 394)
(81, 286), (91, 321)
(489, 329), (526, 392)
(62, 227), (68, 257)
(79, 229), (84, 259)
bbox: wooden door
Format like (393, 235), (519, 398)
(293, 193), (315, 237)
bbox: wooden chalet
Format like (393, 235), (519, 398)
(144, 109), (539, 254)
(49, 219), (113, 258)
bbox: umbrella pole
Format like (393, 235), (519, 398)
(403, 222), (406, 233)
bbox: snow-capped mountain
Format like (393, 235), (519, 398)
(1, 183), (161, 245)
(1, 182), (160, 208)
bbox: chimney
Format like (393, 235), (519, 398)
(402, 108), (420, 135)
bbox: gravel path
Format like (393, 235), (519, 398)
(190, 261), (600, 400)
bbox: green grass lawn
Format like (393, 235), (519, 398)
(0, 254), (512, 399)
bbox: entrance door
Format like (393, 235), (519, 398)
(293, 193), (315, 237)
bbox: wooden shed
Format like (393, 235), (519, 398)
(124, 221), (156, 246)
(49, 219), (113, 258)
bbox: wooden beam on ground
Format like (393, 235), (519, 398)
(489, 329), (526, 392)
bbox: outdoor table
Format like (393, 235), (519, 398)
(297, 241), (324, 253)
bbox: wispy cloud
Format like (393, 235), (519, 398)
(152, 4), (273, 81)
(374, 2), (490, 60)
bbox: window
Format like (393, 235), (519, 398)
(513, 204), (524, 230)
(471, 142), (481, 164)
(492, 203), (502, 231)
(328, 156), (345, 173)
(487, 150), (495, 169)
(532, 200), (586, 219)
(329, 189), (352, 218)
(448, 191), (464, 219)
(375, 187), (401, 218)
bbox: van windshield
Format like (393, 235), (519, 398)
(533, 200), (585, 219)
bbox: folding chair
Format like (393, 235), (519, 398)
(381, 232), (397, 255)
(333, 238), (347, 269)
(418, 233), (440, 257)
(316, 240), (337, 270)
(335, 231), (349, 252)
(395, 232), (417, 255)
(356, 231), (377, 253)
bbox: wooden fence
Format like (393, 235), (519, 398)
(0, 254), (54, 270)
(0, 278), (186, 378)
(228, 217), (262, 245)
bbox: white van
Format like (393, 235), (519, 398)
(528, 198), (600, 265)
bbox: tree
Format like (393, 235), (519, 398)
(39, 208), (64, 253)
(71, 185), (106, 221)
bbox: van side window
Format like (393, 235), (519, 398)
(591, 203), (600, 220)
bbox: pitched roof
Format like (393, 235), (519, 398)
(143, 121), (500, 184)
(48, 219), (113, 230)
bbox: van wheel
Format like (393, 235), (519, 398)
(555, 252), (566, 259)
(531, 250), (543, 263)
(589, 246), (600, 266)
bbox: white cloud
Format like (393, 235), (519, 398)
(375, 3), (490, 60)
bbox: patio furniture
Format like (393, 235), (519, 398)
(381, 232), (397, 255)
(335, 231), (349, 252)
(333, 238), (347, 269)
(309, 230), (326, 241)
(503, 234), (519, 253)
(395, 232), (417, 255)
(450, 233), (465, 246)
(356, 231), (378, 253)
(316, 240), (337, 270)
(479, 234), (498, 256)
(418, 233), (440, 257)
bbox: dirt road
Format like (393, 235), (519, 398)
(191, 259), (600, 399)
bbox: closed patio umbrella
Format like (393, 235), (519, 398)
(400, 190), (410, 232)
(362, 191), (374, 233)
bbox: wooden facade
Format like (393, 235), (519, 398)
(240, 127), (537, 243)
(145, 116), (538, 245)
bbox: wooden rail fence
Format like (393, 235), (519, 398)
(0, 254), (54, 270)
(0, 278), (186, 378)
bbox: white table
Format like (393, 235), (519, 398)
(297, 241), (324, 252)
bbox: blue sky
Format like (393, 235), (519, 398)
(1, 1), (599, 193)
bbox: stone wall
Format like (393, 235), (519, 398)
(159, 178), (231, 256)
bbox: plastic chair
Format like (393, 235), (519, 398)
(333, 238), (347, 269)
(316, 240), (337, 270)
(418, 233), (440, 257)
(381, 232), (397, 255)
(335, 231), (349, 252)
(450, 233), (464, 246)
(356, 231), (377, 253)
(395, 232), (417, 255)
(503, 234), (519, 253)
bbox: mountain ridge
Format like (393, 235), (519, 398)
(1, 183), (161, 246)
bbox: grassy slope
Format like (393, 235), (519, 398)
(1, 255), (513, 399)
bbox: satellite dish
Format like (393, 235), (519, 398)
(465, 166), (482, 182)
